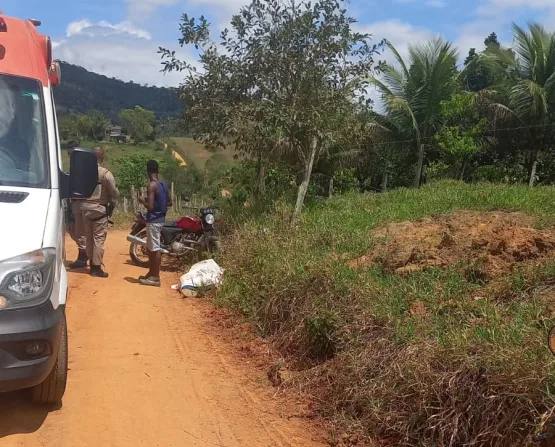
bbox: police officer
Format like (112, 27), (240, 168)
(81, 146), (119, 278)
(66, 141), (88, 269)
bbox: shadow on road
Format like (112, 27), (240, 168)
(124, 259), (183, 273)
(123, 276), (140, 284)
(0, 392), (54, 438)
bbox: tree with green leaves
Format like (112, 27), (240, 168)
(113, 153), (187, 194)
(486, 23), (555, 186)
(160, 0), (382, 224)
(370, 37), (459, 187)
(120, 106), (156, 143)
(58, 114), (79, 141)
(484, 32), (500, 48)
(86, 110), (110, 141)
(460, 32), (500, 92)
(76, 114), (93, 140)
(435, 93), (487, 180)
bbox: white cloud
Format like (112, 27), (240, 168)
(98, 21), (152, 40)
(356, 20), (436, 113)
(478, 0), (554, 16)
(124, 0), (179, 22)
(66, 19), (151, 40)
(455, 0), (555, 64)
(358, 19), (436, 66)
(475, 0), (555, 30)
(55, 21), (196, 87)
(66, 20), (93, 37)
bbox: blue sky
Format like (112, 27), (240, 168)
(1, 0), (555, 87)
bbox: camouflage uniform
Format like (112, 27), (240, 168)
(81, 165), (119, 271)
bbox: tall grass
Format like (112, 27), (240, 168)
(216, 181), (555, 446)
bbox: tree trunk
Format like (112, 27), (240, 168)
(255, 149), (266, 200)
(381, 169), (388, 192)
(460, 159), (467, 182)
(529, 156), (538, 188)
(413, 143), (425, 188)
(291, 137), (318, 227)
(327, 177), (334, 198)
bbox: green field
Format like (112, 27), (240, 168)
(172, 137), (238, 168)
(62, 138), (237, 173)
(61, 140), (162, 172)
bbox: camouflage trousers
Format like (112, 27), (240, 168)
(81, 202), (109, 266)
(67, 200), (86, 252)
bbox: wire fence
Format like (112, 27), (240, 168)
(115, 182), (207, 215)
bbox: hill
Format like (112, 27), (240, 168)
(54, 62), (183, 120)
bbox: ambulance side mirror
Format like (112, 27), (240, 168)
(60, 148), (98, 199)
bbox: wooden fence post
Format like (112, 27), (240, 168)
(171, 182), (175, 210)
(140, 187), (147, 204)
(130, 185), (137, 213)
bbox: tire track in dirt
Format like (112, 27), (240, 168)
(0, 231), (324, 447)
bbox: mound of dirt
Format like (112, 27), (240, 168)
(349, 211), (555, 280)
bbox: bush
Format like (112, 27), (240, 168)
(333, 168), (359, 194)
(425, 160), (451, 182)
(113, 153), (184, 194)
(475, 164), (527, 184)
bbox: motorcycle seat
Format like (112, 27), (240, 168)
(164, 221), (178, 228)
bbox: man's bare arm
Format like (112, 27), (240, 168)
(146, 181), (157, 212)
(105, 171), (120, 201)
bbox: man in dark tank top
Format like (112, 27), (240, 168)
(138, 160), (172, 287)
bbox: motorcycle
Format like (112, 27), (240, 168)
(126, 203), (221, 268)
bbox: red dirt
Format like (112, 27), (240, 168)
(349, 211), (555, 280)
(0, 232), (325, 447)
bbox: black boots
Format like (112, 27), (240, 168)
(68, 250), (88, 269)
(90, 265), (109, 278)
(69, 252), (107, 278)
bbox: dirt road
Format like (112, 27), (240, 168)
(0, 231), (323, 447)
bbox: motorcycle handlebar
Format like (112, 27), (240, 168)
(179, 205), (219, 211)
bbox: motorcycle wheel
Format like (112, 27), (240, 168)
(129, 230), (150, 268)
(204, 235), (222, 254)
(209, 238), (222, 253)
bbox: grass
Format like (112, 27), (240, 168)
(172, 137), (238, 168)
(61, 140), (165, 172)
(216, 181), (555, 446)
(63, 137), (237, 173)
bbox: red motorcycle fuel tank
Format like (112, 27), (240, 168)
(177, 216), (203, 232)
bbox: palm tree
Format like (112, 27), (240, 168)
(370, 37), (459, 187)
(486, 23), (555, 186)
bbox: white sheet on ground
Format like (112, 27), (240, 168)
(171, 259), (224, 297)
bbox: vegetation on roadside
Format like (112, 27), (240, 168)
(216, 181), (555, 446)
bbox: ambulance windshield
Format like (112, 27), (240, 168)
(0, 74), (48, 188)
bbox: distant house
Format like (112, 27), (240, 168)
(104, 125), (127, 143)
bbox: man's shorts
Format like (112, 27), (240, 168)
(146, 223), (164, 252)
